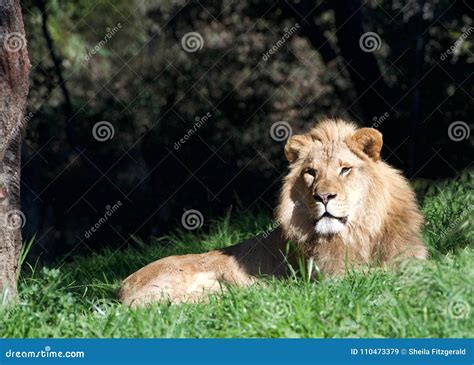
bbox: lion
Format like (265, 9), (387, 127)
(119, 118), (427, 307)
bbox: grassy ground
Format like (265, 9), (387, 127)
(1, 173), (473, 338)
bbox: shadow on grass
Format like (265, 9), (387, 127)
(19, 172), (473, 303)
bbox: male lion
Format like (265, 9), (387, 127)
(120, 119), (427, 307)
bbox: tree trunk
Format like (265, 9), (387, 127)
(0, 0), (31, 305)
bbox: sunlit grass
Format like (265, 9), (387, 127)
(1, 173), (472, 338)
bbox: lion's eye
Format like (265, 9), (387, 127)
(340, 167), (352, 176)
(304, 168), (316, 177)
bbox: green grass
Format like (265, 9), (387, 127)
(1, 173), (473, 338)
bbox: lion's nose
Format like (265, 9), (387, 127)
(314, 193), (337, 205)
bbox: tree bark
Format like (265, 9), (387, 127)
(0, 0), (31, 305)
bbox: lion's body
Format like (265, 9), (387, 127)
(119, 230), (290, 306)
(119, 119), (427, 307)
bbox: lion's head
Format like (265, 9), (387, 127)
(276, 119), (424, 261)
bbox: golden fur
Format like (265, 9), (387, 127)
(119, 119), (427, 306)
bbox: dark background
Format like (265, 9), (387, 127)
(20, 0), (473, 262)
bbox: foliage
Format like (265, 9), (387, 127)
(421, 171), (473, 255)
(19, 0), (473, 257)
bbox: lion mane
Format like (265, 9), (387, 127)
(119, 119), (427, 306)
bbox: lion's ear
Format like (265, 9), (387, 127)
(284, 134), (312, 163)
(348, 128), (383, 161)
